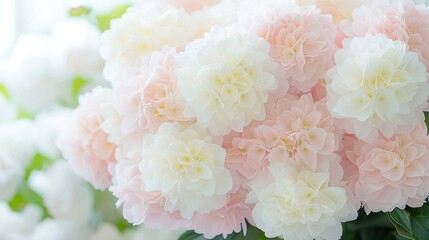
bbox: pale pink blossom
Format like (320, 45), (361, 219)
(227, 94), (340, 183)
(57, 88), (117, 190)
(190, 189), (252, 239)
(342, 0), (429, 69)
(237, 1), (337, 93)
(342, 125), (429, 213)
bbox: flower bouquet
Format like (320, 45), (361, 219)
(58, 0), (429, 239)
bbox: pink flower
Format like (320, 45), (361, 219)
(57, 88), (116, 190)
(342, 0), (429, 69)
(342, 125), (429, 213)
(164, 0), (221, 12)
(110, 156), (191, 229)
(190, 189), (252, 239)
(114, 47), (190, 136)
(237, 2), (337, 93)
(227, 94), (341, 183)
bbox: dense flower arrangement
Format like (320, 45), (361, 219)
(57, 0), (429, 239)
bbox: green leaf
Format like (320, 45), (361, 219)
(24, 153), (54, 180)
(8, 182), (50, 218)
(407, 204), (429, 240)
(69, 6), (91, 17)
(388, 208), (415, 240)
(425, 112), (429, 132)
(96, 4), (130, 32)
(70, 75), (91, 107)
(0, 82), (9, 99)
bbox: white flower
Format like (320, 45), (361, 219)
(139, 122), (233, 218)
(33, 108), (73, 159)
(100, 4), (196, 85)
(326, 34), (429, 141)
(247, 163), (353, 240)
(28, 161), (94, 223)
(0, 157), (23, 201)
(90, 223), (122, 240)
(4, 35), (73, 113)
(31, 219), (92, 240)
(176, 27), (279, 136)
(123, 225), (185, 240)
(0, 94), (17, 124)
(51, 18), (103, 78)
(0, 203), (42, 240)
(0, 120), (36, 167)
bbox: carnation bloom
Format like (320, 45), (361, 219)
(296, 0), (369, 23)
(176, 27), (280, 136)
(227, 94), (339, 182)
(326, 34), (428, 141)
(0, 203), (42, 239)
(190, 189), (252, 239)
(140, 122), (233, 218)
(114, 47), (189, 137)
(57, 88), (117, 190)
(100, 4), (197, 85)
(341, 0), (429, 70)
(110, 138), (192, 229)
(247, 162), (352, 240)
(342, 125), (429, 213)
(235, 0), (336, 93)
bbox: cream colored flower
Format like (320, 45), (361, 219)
(176, 27), (280, 136)
(139, 122), (233, 218)
(326, 34), (429, 141)
(248, 162), (353, 240)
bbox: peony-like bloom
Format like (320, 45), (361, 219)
(140, 122), (233, 218)
(29, 161), (94, 223)
(100, 4), (197, 85)
(176, 27), (280, 136)
(190, 188), (252, 239)
(156, 0), (222, 12)
(296, 0), (369, 23)
(0, 94), (17, 124)
(341, 0), (429, 70)
(110, 148), (191, 229)
(235, 0), (336, 93)
(227, 94), (340, 182)
(326, 34), (429, 141)
(114, 47), (189, 136)
(31, 219), (92, 240)
(57, 88), (117, 190)
(247, 162), (353, 240)
(342, 125), (429, 213)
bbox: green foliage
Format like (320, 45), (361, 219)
(24, 153), (54, 180)
(179, 224), (281, 240)
(96, 4), (130, 32)
(69, 6), (91, 17)
(342, 210), (396, 240)
(8, 153), (53, 217)
(0, 82), (9, 99)
(387, 204), (429, 240)
(71, 75), (90, 106)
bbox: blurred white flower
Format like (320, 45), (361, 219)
(0, 94), (16, 124)
(28, 161), (94, 223)
(90, 223), (122, 240)
(31, 219), (92, 240)
(51, 18), (103, 79)
(4, 35), (73, 113)
(123, 225), (184, 240)
(33, 108), (73, 159)
(0, 203), (42, 240)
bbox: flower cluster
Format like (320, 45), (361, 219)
(58, 0), (429, 239)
